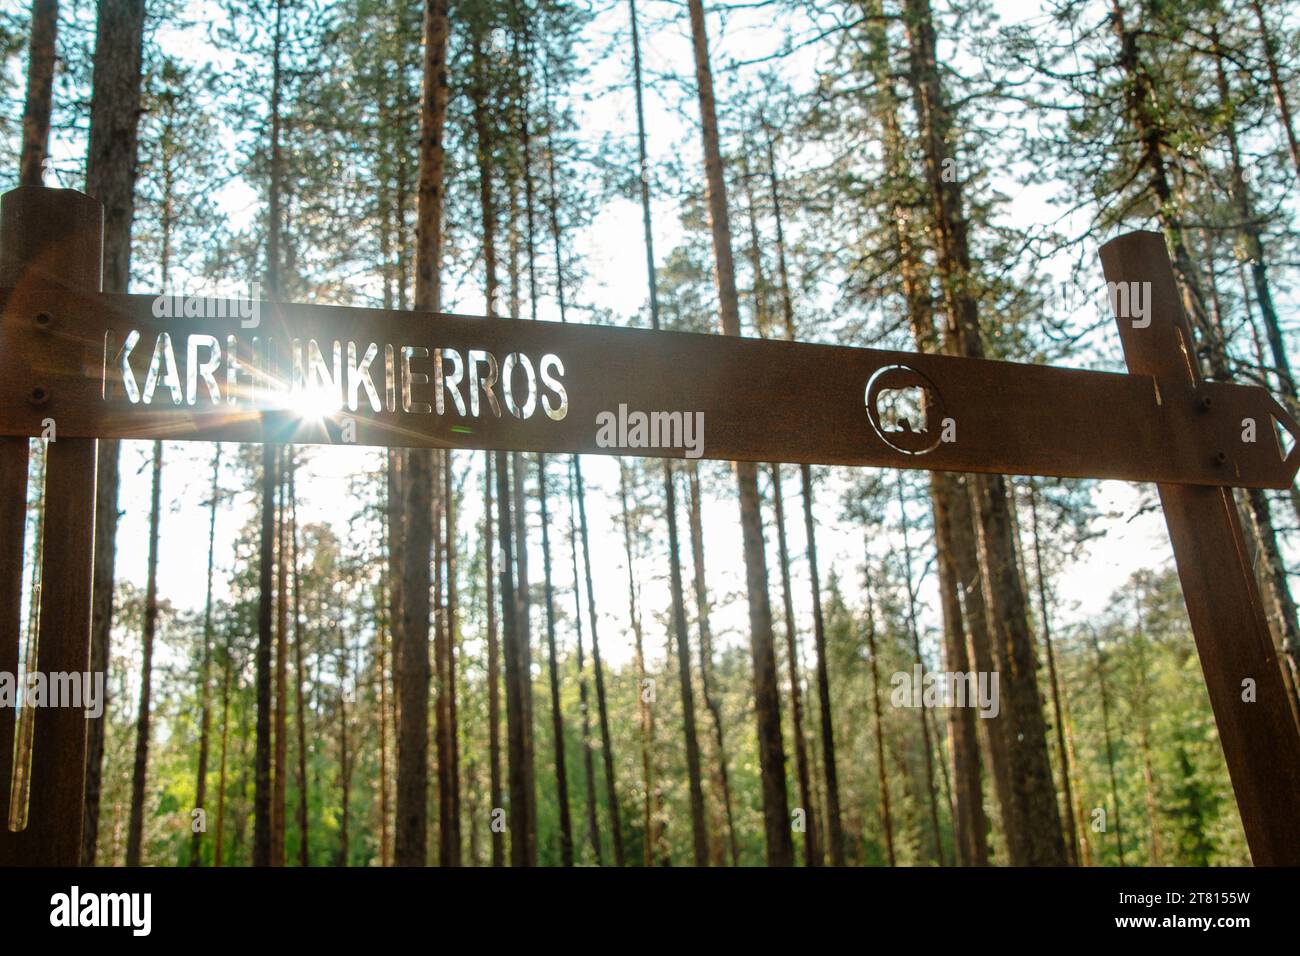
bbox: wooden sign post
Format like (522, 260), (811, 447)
(1101, 233), (1300, 865)
(0, 186), (101, 867)
(1, 186), (1297, 865)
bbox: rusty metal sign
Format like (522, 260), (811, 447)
(0, 285), (1296, 489)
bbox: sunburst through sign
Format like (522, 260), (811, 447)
(0, 284), (1295, 489)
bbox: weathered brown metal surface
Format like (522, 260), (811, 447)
(1102, 230), (1300, 866)
(0, 187), (101, 866)
(0, 286), (1296, 489)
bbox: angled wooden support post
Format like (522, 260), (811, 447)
(0, 186), (102, 866)
(1101, 231), (1300, 865)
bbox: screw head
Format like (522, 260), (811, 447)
(34, 312), (51, 328)
(28, 386), (48, 406)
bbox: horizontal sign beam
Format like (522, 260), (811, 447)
(0, 286), (1296, 489)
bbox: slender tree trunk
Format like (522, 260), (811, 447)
(1065, 705), (1091, 866)
(1230, 273), (1300, 724)
(902, 0), (1065, 864)
(685, 0), (792, 865)
(386, 448), (403, 801)
(445, 449), (462, 864)
(541, 67), (595, 866)
(273, 450), (289, 867)
(380, 118), (395, 311)
(896, 474), (947, 865)
(253, 442), (277, 867)
(1027, 481), (1080, 865)
(932, 472), (990, 865)
(506, 176), (536, 853)
(663, 458), (710, 865)
(567, 463), (603, 864)
(743, 164), (814, 863)
(466, 760), (480, 865)
(1211, 24), (1300, 528)
(927, 700), (957, 844)
(1132, 585), (1161, 865)
(1109, 0), (1220, 366)
(883, 146), (990, 862)
(627, 0), (710, 864)
(416, 0), (450, 311)
(1206, 33), (1300, 688)
(393, 0), (450, 869)
(805, 678), (831, 859)
(1212, 36), (1297, 403)
(290, 463), (308, 866)
(82, 0), (145, 867)
(574, 457), (626, 865)
(265, 0), (284, 298)
(948, 477), (1016, 849)
(19, 0), (57, 186)
(254, 0), (286, 869)
(434, 454), (452, 865)
(485, 454), (504, 867)
(754, 141), (852, 868)
(396, 460), (432, 865)
(125, 441), (163, 867)
(190, 446), (222, 866)
(538, 454), (574, 864)
(337, 626), (350, 866)
(514, 28), (541, 864)
(395, 438), (431, 866)
(1248, 0), (1300, 178)
(760, 143), (846, 863)
(497, 451), (530, 866)
(506, 111), (528, 873)
(509, 451), (537, 864)
(237, 679), (253, 863)
(618, 460), (662, 866)
(310, 594), (323, 844)
(505, 176), (525, 869)
(687, 463), (740, 865)
(1207, 234), (1300, 729)
(771, 463), (819, 866)
(468, 19), (533, 868)
(1092, 629), (1125, 866)
(863, 564), (896, 865)
(377, 138), (396, 868)
(383, 99), (404, 838)
(865, 3), (1010, 855)
(378, 543), (390, 867)
(214, 639), (232, 867)
(965, 479), (1064, 863)
(797, 464), (846, 866)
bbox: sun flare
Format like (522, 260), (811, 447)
(289, 383), (343, 423)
